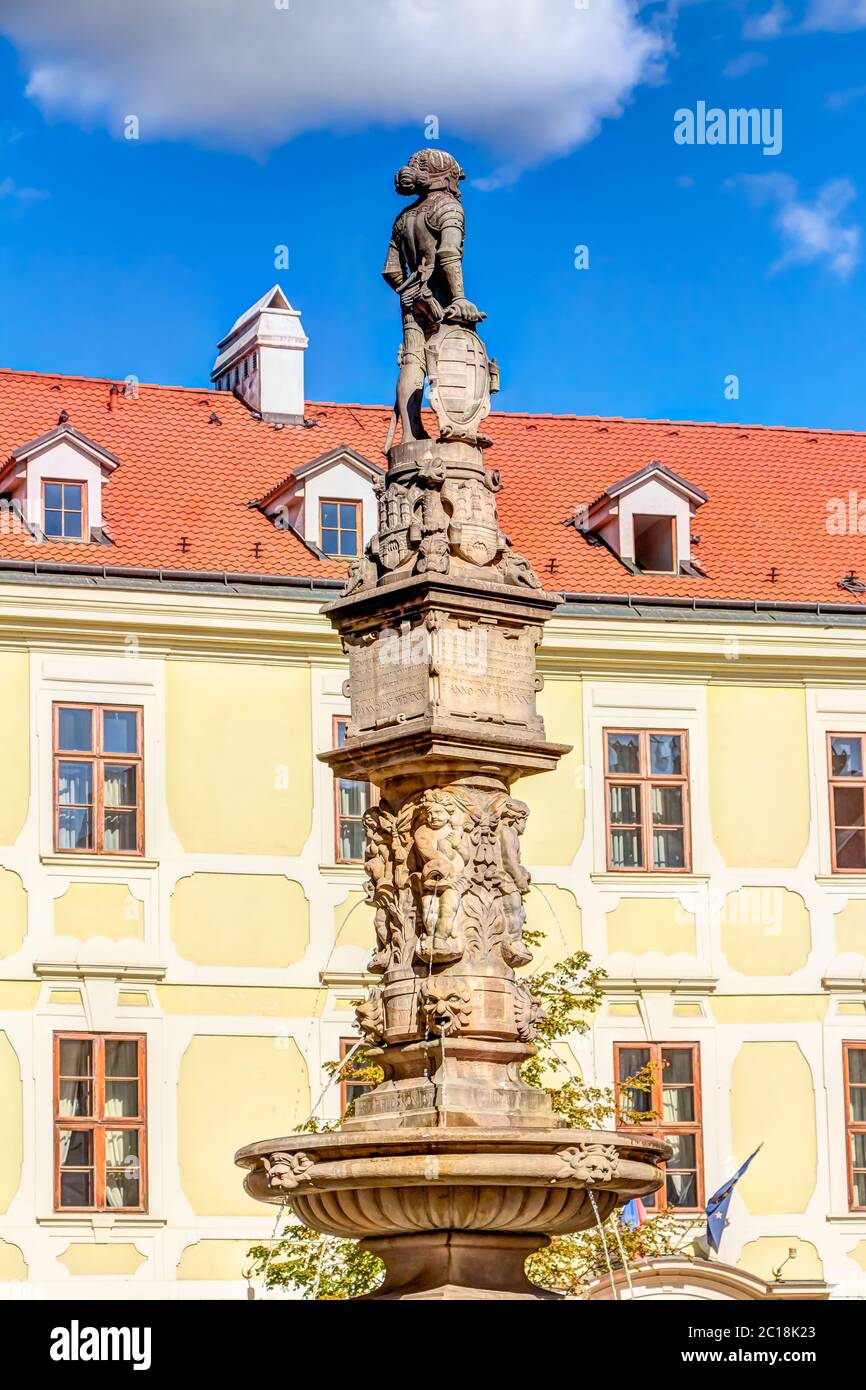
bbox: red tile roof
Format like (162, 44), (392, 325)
(1, 366), (865, 608)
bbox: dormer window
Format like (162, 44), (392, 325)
(320, 499), (361, 558)
(43, 481), (87, 541)
(255, 444), (383, 559)
(581, 461), (707, 578)
(633, 513), (676, 574)
(0, 424), (118, 546)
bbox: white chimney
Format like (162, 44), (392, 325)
(211, 285), (308, 423)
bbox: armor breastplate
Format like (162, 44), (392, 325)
(396, 203), (439, 273)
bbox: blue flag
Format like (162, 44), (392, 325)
(705, 1146), (762, 1254)
(621, 1198), (646, 1230)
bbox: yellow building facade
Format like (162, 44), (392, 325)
(0, 575), (865, 1297)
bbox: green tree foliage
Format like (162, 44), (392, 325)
(247, 932), (694, 1299)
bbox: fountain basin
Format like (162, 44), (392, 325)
(235, 1126), (670, 1239)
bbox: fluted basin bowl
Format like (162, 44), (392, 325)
(235, 1126), (670, 1239)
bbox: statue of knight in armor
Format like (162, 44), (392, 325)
(383, 148), (498, 450)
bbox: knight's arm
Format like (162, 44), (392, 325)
(434, 204), (485, 322)
(436, 213), (467, 300)
(382, 237), (404, 292)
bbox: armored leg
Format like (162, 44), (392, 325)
(397, 320), (428, 442)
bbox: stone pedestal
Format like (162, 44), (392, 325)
(320, 506), (570, 1137)
(235, 426), (671, 1296)
(358, 1233), (557, 1301)
(345, 1038), (551, 1131)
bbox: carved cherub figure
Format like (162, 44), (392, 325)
(382, 148), (485, 446)
(411, 789), (472, 963)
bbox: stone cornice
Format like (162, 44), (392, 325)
(33, 960), (167, 982)
(319, 969), (375, 988)
(540, 611), (866, 680)
(600, 976), (718, 993)
(0, 579), (340, 661)
(0, 577), (866, 677)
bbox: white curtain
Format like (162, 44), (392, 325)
(104, 1090), (125, 1118)
(104, 1134), (139, 1208)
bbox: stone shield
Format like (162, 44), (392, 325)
(426, 325), (492, 441)
(443, 474), (501, 566)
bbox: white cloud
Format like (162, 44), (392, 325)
(803, 0), (866, 28)
(735, 173), (860, 278)
(0, 0), (669, 180)
(723, 50), (768, 77)
(826, 82), (866, 109)
(0, 175), (47, 208)
(742, 3), (790, 38)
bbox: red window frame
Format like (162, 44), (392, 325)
(614, 1041), (704, 1212)
(844, 1042), (866, 1211)
(604, 728), (691, 873)
(53, 702), (144, 856)
(42, 479), (88, 541)
(53, 1032), (147, 1213)
(339, 1036), (375, 1118)
(333, 716), (376, 863)
(828, 733), (866, 873)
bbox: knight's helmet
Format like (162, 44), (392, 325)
(395, 148), (465, 199)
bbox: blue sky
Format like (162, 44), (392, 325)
(1, 0), (866, 428)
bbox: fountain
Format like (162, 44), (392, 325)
(236, 149), (667, 1300)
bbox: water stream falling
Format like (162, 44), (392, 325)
(588, 1189), (619, 1300)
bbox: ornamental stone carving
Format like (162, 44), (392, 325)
(420, 977), (473, 1035)
(514, 984), (545, 1043)
(343, 551), (378, 596)
(262, 1150), (314, 1192)
(342, 442), (546, 595)
(557, 1143), (620, 1186)
(356, 988), (386, 1044)
(498, 544), (542, 589)
(359, 787), (535, 979)
(494, 795), (532, 968)
(341, 607), (547, 740)
(411, 789), (473, 964)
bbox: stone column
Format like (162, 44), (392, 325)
(322, 434), (568, 1132)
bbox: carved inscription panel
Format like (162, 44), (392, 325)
(347, 616), (543, 734)
(348, 632), (429, 732)
(436, 620), (541, 728)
